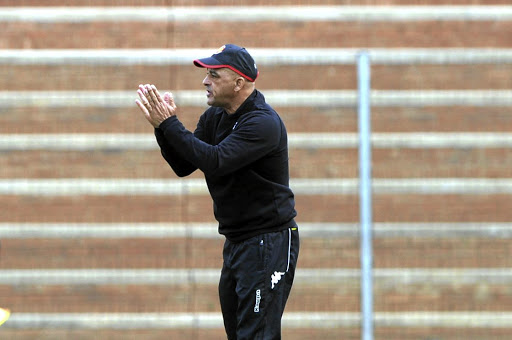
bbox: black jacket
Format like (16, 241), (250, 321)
(155, 90), (297, 242)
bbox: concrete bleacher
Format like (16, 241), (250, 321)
(0, 2), (512, 340)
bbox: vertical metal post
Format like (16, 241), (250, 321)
(357, 51), (374, 340)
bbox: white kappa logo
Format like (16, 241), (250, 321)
(271, 271), (285, 289)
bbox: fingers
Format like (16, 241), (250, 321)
(164, 92), (177, 109)
(135, 85), (154, 124)
(137, 89), (150, 108)
(144, 84), (162, 104)
(135, 84), (176, 128)
(137, 84), (152, 111)
(137, 84), (154, 105)
(138, 84), (147, 95)
(138, 84), (149, 102)
(135, 98), (147, 114)
(152, 85), (164, 103)
(139, 83), (166, 105)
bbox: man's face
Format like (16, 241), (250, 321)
(202, 68), (238, 110)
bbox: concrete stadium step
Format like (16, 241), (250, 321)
(3, 327), (512, 340)
(0, 329), (230, 340)
(4, 90), (512, 108)
(4, 222), (512, 239)
(2, 237), (512, 269)
(0, 192), (510, 223)
(4, 48), (512, 66)
(2, 269), (512, 313)
(2, 324), (512, 340)
(1, 281), (512, 314)
(2, 21), (510, 49)
(1, 147), (510, 179)
(2, 0), (510, 6)
(3, 63), (512, 91)
(1, 7), (511, 48)
(1, 105), (511, 134)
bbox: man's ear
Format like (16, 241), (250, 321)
(234, 77), (246, 92)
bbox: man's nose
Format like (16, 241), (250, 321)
(202, 76), (210, 86)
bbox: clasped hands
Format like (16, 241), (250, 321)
(135, 84), (177, 128)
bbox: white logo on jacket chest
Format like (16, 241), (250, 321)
(271, 271), (285, 289)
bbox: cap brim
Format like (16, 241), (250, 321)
(193, 57), (223, 68)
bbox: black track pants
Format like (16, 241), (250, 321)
(219, 227), (300, 340)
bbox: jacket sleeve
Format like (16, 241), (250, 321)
(154, 128), (198, 177)
(158, 112), (281, 178)
(155, 111), (209, 177)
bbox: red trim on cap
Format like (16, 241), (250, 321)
(193, 59), (257, 82)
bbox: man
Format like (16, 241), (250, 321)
(135, 44), (299, 340)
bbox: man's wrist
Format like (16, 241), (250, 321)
(158, 115), (178, 130)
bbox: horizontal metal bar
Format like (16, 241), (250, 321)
(0, 178), (511, 196)
(1, 6), (511, 23)
(2, 48), (512, 65)
(4, 311), (512, 329)
(1, 268), (511, 285)
(1, 90), (512, 108)
(2, 222), (511, 239)
(1, 133), (511, 151)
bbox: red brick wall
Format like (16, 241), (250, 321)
(1, 3), (511, 339)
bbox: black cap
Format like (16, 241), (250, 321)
(193, 44), (259, 82)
